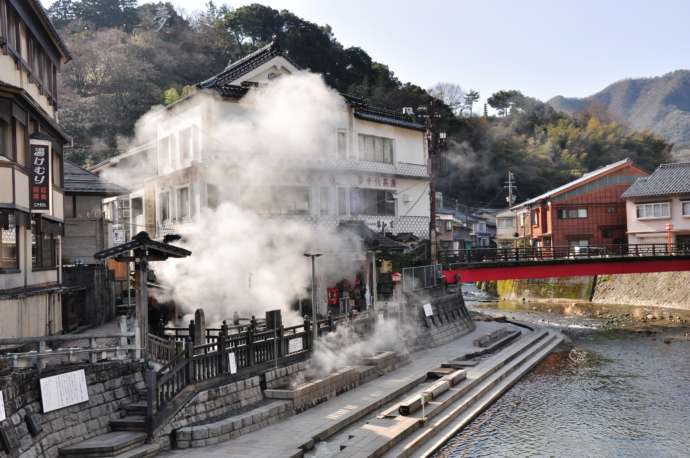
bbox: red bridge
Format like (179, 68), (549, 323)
(441, 244), (690, 282)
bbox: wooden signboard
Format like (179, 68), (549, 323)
(228, 353), (237, 374)
(423, 303), (434, 317)
(40, 369), (89, 413)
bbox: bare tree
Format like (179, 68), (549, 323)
(428, 82), (465, 115)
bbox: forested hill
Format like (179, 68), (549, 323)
(48, 1), (672, 206)
(549, 70), (690, 157)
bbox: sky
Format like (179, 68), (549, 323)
(41, 0), (690, 105)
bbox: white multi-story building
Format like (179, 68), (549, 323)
(93, 42), (431, 241)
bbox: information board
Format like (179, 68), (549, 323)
(288, 338), (303, 354)
(0, 390), (5, 422)
(423, 303), (434, 317)
(228, 352), (237, 374)
(40, 369), (89, 413)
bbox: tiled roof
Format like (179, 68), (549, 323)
(621, 162), (690, 199)
(513, 158), (633, 208)
(198, 41), (295, 92)
(64, 161), (128, 195)
(28, 0), (71, 61)
(338, 221), (407, 251)
(197, 43), (425, 131)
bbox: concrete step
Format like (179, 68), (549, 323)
(109, 443), (160, 458)
(123, 402), (148, 416)
(58, 431), (147, 457)
(392, 332), (563, 457)
(315, 330), (553, 457)
(110, 416), (147, 432)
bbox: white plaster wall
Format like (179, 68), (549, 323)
(396, 177), (430, 218)
(0, 293), (62, 338)
(353, 118), (426, 165)
(15, 169), (29, 208)
(0, 167), (12, 203)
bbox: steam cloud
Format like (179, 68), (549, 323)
(104, 72), (366, 324)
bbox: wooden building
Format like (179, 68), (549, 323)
(512, 159), (648, 249)
(0, 0), (71, 337)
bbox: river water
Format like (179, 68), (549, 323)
(435, 298), (690, 458)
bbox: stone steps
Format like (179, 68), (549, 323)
(58, 432), (147, 458)
(308, 329), (558, 457)
(390, 332), (561, 457)
(110, 415), (147, 432)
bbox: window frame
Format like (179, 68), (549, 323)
(682, 201), (690, 217)
(176, 186), (191, 221)
(336, 130), (347, 159)
(159, 190), (171, 223)
(31, 219), (56, 270)
(0, 221), (19, 272)
(357, 134), (395, 164)
(636, 202), (671, 220)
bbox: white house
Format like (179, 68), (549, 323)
(622, 162), (690, 246)
(92, 41), (431, 241)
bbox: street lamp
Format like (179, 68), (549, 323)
(304, 252), (322, 350)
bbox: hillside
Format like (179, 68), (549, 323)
(549, 70), (690, 155)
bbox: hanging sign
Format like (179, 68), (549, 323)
(29, 140), (51, 213)
(228, 352), (237, 374)
(423, 303), (434, 317)
(40, 369), (89, 413)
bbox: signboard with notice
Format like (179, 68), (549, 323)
(40, 370), (89, 413)
(228, 352), (237, 374)
(29, 140), (52, 213)
(288, 338), (304, 354)
(423, 303), (434, 317)
(0, 390), (5, 422)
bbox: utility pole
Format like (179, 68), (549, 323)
(504, 171), (517, 207)
(416, 100), (447, 263)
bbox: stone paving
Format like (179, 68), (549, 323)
(157, 320), (517, 458)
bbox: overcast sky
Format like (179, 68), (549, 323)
(41, 0), (690, 104)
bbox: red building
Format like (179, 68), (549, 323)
(512, 159), (648, 248)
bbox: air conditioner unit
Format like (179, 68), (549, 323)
(402, 107), (414, 116)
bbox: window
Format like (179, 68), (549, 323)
(607, 207), (617, 214)
(682, 201), (690, 217)
(320, 187), (330, 216)
(177, 187), (190, 220)
(338, 188), (348, 216)
(497, 217), (514, 229)
(0, 220), (18, 270)
(519, 213), (526, 227)
(159, 136), (170, 170)
(0, 116), (12, 161)
(337, 130), (347, 159)
(159, 191), (170, 222)
(179, 126), (199, 161)
(207, 184), (219, 210)
(31, 220), (56, 269)
(557, 208), (588, 219)
(350, 188), (395, 216)
(15, 120), (26, 166)
(531, 210), (539, 226)
(636, 202), (670, 219)
(570, 239), (589, 247)
(358, 134), (394, 164)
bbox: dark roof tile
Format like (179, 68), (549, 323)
(64, 161), (127, 195)
(621, 162), (690, 198)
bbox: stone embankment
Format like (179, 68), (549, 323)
(487, 272), (690, 320)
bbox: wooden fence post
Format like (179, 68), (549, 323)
(146, 368), (156, 439)
(186, 337), (195, 383)
(220, 321), (228, 374)
(247, 328), (255, 367)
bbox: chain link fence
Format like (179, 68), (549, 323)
(401, 264), (443, 292)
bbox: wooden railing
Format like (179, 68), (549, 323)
(146, 319), (312, 435)
(147, 333), (180, 365)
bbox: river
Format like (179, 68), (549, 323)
(435, 296), (690, 458)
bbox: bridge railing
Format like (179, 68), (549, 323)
(441, 243), (690, 267)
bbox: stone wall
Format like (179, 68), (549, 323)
(495, 276), (595, 302)
(410, 292), (475, 351)
(592, 272), (690, 310)
(0, 361), (145, 458)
